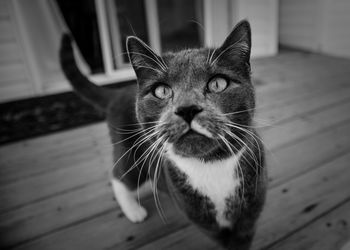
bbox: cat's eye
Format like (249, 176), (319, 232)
(207, 77), (228, 93)
(153, 84), (172, 99)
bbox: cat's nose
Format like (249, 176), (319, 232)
(175, 105), (203, 124)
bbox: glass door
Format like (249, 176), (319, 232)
(106, 0), (150, 69)
(157, 0), (204, 52)
(57, 0), (205, 81)
(104, 0), (204, 69)
(56, 0), (104, 74)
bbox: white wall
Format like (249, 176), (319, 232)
(204, 0), (230, 47)
(321, 0), (350, 58)
(279, 0), (323, 51)
(279, 0), (350, 58)
(230, 0), (279, 57)
(205, 0), (279, 57)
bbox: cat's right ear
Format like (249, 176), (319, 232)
(211, 20), (251, 67)
(126, 36), (167, 79)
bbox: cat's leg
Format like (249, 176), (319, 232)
(109, 126), (152, 223)
(110, 177), (149, 223)
(226, 197), (265, 250)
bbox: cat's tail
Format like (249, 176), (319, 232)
(59, 34), (113, 111)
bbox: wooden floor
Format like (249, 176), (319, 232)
(1, 51), (350, 250)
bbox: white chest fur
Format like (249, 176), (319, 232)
(166, 146), (245, 227)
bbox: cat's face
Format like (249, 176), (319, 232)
(127, 21), (254, 160)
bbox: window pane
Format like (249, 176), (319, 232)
(56, 0), (104, 74)
(109, 0), (149, 68)
(157, 0), (204, 52)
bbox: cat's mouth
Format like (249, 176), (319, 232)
(181, 129), (204, 139)
(171, 131), (219, 158)
(170, 121), (219, 158)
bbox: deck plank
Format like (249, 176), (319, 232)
(0, 158), (107, 214)
(256, 84), (350, 126)
(268, 121), (350, 187)
(262, 99), (350, 150)
(14, 194), (190, 250)
(0, 181), (114, 248)
(268, 200), (350, 250)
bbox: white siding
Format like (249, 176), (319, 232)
(279, 0), (350, 58)
(0, 0), (34, 102)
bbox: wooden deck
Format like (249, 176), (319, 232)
(1, 51), (350, 250)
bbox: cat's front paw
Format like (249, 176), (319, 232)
(123, 203), (148, 223)
(111, 179), (148, 223)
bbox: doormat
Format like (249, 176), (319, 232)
(0, 81), (135, 145)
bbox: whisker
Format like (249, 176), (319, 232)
(221, 108), (277, 129)
(223, 126), (266, 195)
(112, 128), (158, 173)
(126, 35), (168, 71)
(108, 121), (162, 134)
(120, 132), (161, 180)
(228, 121), (280, 176)
(224, 128), (260, 169)
(131, 128), (163, 163)
(136, 135), (165, 205)
(111, 125), (158, 146)
(187, 19), (205, 33)
(110, 129), (142, 135)
(152, 142), (168, 223)
(208, 48), (217, 65)
(134, 38), (168, 70)
(223, 129), (258, 168)
(218, 134), (234, 154)
(229, 128), (261, 196)
(227, 120), (273, 129)
(128, 52), (167, 71)
(120, 121), (162, 127)
(252, 118), (274, 128)
(225, 124), (264, 173)
(218, 134), (247, 207)
(221, 107), (257, 116)
(206, 49), (211, 64)
(221, 127), (262, 196)
(135, 65), (163, 74)
(225, 123), (265, 151)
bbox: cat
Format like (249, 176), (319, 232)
(60, 20), (267, 250)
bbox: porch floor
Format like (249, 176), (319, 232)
(1, 51), (350, 250)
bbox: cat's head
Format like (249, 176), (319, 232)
(127, 20), (254, 161)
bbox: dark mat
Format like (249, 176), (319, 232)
(0, 81), (135, 146)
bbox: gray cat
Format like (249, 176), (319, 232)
(60, 20), (267, 250)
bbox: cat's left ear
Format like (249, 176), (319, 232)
(214, 20), (251, 65)
(126, 36), (166, 79)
